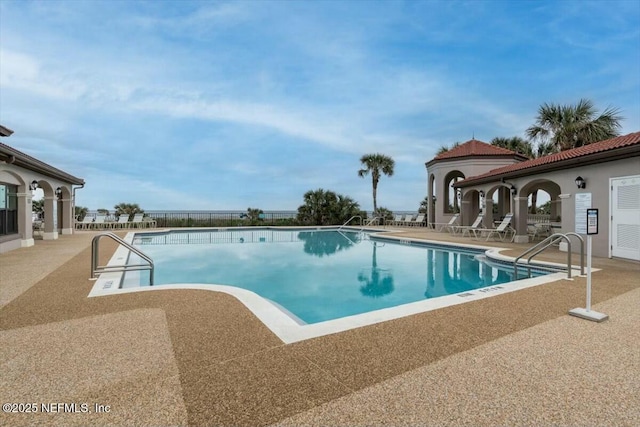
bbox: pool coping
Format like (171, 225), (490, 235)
(88, 227), (585, 344)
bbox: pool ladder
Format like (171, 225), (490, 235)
(338, 215), (363, 230)
(91, 232), (155, 286)
(514, 232), (584, 279)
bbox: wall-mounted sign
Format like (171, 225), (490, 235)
(587, 208), (598, 235)
(575, 193), (592, 235)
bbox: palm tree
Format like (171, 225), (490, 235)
(113, 202), (144, 220)
(74, 205), (89, 221)
(526, 99), (622, 152)
(490, 136), (534, 158)
(296, 189), (360, 226)
(436, 141), (461, 155)
(491, 136), (564, 213)
(358, 153), (395, 215)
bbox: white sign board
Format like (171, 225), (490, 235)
(575, 193), (592, 235)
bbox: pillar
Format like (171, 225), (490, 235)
(17, 191), (34, 247)
(43, 195), (58, 240)
(513, 196), (529, 243)
(60, 197), (73, 234)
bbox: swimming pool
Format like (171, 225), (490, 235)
(91, 228), (567, 342)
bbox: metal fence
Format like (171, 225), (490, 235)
(84, 210), (422, 228)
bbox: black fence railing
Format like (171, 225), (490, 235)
(146, 211), (299, 228)
(83, 210), (422, 228)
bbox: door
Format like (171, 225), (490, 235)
(611, 175), (640, 261)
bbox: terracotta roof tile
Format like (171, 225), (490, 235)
(432, 139), (525, 161)
(458, 131), (640, 186)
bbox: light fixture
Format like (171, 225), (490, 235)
(575, 176), (586, 189)
(55, 187), (63, 199)
(29, 180), (38, 191)
(510, 185), (517, 196)
(479, 190), (485, 198)
(456, 189), (461, 200)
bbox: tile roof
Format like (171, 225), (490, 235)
(430, 139), (526, 162)
(458, 131), (640, 186)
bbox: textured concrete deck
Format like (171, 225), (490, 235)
(1, 228), (638, 426)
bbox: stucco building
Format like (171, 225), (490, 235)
(426, 131), (640, 261)
(0, 125), (85, 253)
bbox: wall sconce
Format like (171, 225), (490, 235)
(55, 187), (63, 199)
(29, 180), (38, 191)
(432, 195), (437, 202)
(456, 189), (462, 200)
(510, 185), (517, 196)
(479, 190), (485, 198)
(575, 176), (586, 189)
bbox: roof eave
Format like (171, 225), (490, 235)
(0, 145), (85, 185)
(426, 153), (528, 169)
(455, 145), (640, 188)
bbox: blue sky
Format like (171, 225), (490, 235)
(1, 0), (639, 212)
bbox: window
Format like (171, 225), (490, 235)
(0, 183), (18, 236)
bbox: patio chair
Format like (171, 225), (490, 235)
(391, 214), (403, 226)
(113, 215), (131, 229)
(91, 215), (107, 230)
(131, 213), (145, 228)
(433, 214), (459, 233)
(528, 221), (552, 241)
(401, 214), (416, 226)
(472, 213), (514, 241)
(75, 216), (93, 230)
(410, 214), (425, 227)
(458, 214), (484, 237)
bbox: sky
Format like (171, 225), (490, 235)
(1, 0), (639, 212)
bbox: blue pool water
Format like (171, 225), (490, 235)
(129, 229), (543, 324)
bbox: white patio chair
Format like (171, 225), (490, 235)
(411, 214), (425, 227)
(472, 213), (515, 241)
(113, 215), (131, 229)
(458, 214), (484, 237)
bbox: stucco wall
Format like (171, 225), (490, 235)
(473, 156), (640, 258)
(427, 157), (523, 226)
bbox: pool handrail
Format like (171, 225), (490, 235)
(514, 232), (584, 279)
(359, 216), (381, 232)
(91, 232), (155, 286)
(338, 215), (362, 230)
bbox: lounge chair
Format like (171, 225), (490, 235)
(113, 215), (131, 229)
(433, 214), (459, 233)
(131, 213), (145, 228)
(91, 215), (107, 230)
(391, 214), (403, 226)
(401, 214), (415, 226)
(458, 214), (484, 237)
(410, 214), (425, 227)
(75, 216), (93, 230)
(472, 213), (514, 241)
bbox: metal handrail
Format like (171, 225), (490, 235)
(91, 232), (154, 286)
(360, 216), (381, 232)
(563, 232), (585, 276)
(338, 215), (362, 230)
(514, 232), (584, 279)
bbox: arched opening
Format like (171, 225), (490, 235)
(521, 179), (562, 222)
(443, 170), (464, 214)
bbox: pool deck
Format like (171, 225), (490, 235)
(1, 227), (638, 426)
